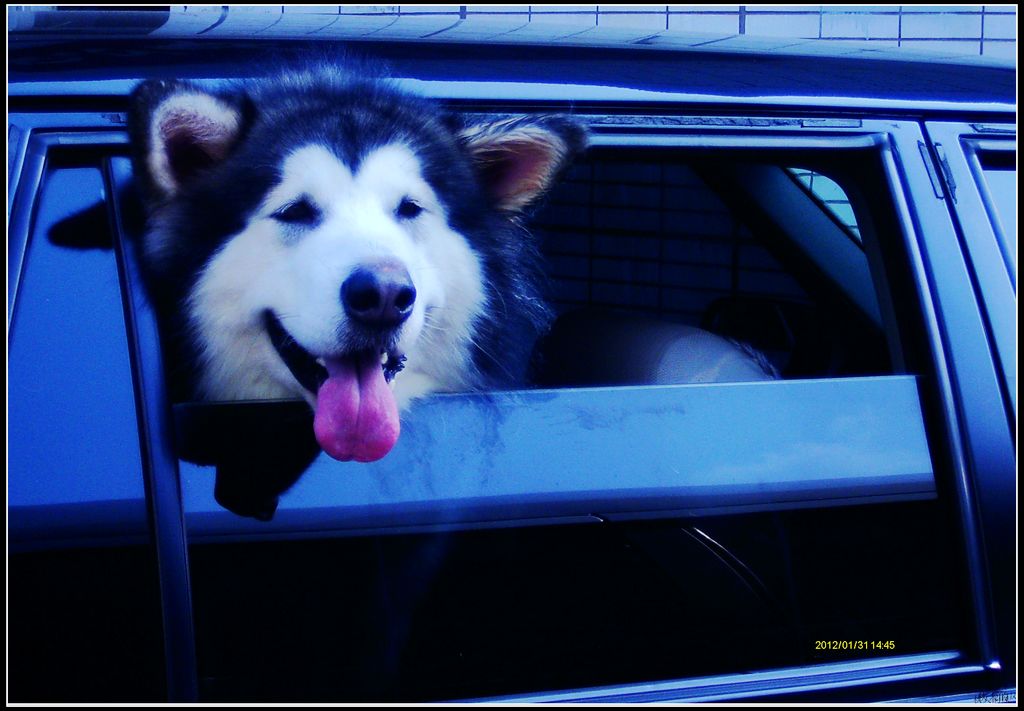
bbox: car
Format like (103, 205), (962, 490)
(8, 7), (1016, 703)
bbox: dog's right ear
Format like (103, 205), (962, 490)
(128, 80), (248, 202)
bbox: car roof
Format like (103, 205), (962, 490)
(9, 7), (1016, 112)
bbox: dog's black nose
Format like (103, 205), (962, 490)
(342, 262), (416, 329)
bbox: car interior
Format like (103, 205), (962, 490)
(530, 147), (894, 390)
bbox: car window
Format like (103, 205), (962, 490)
(787, 168), (862, 242)
(8, 157), (146, 523)
(187, 502), (961, 702)
(977, 154), (1016, 276)
(145, 137), (927, 537)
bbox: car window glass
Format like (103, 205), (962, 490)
(187, 501), (962, 702)
(788, 168), (861, 241)
(978, 156), (1016, 275)
(9, 161), (146, 511)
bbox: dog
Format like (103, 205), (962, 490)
(128, 66), (587, 485)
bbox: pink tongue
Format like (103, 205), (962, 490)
(313, 352), (400, 462)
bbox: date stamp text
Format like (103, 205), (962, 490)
(814, 640), (896, 652)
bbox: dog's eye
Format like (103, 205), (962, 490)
(396, 198), (423, 220)
(273, 198), (320, 225)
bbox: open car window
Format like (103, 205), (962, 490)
(109, 124), (939, 540)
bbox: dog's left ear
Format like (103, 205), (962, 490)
(459, 116), (589, 213)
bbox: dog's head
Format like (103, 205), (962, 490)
(129, 70), (587, 462)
